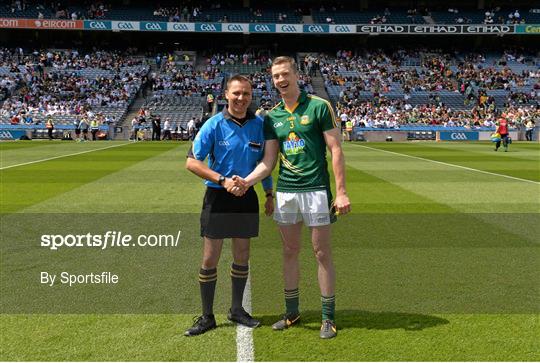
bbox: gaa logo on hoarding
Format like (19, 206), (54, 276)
(334, 25), (351, 32)
(89, 21), (107, 29)
(280, 25), (298, 32)
(173, 23), (189, 31)
(450, 132), (468, 140)
(200, 24), (217, 31)
(254, 24), (271, 32)
(227, 24), (243, 31)
(145, 22), (163, 30)
(307, 25), (325, 32)
(0, 131), (14, 139)
(117, 22), (134, 30)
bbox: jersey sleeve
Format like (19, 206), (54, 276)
(319, 101), (339, 132)
(190, 120), (214, 161)
(263, 115), (278, 140)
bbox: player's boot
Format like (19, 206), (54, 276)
(184, 315), (217, 336)
(271, 313), (300, 330)
(227, 308), (260, 328)
(320, 319), (337, 339)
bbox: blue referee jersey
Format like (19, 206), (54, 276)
(190, 109), (273, 190)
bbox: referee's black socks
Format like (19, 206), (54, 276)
(199, 267), (217, 316)
(230, 263), (249, 312)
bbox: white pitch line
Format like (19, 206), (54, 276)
(236, 274), (254, 362)
(0, 142), (131, 170)
(356, 144), (540, 185)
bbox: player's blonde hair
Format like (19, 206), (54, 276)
(271, 56), (298, 73)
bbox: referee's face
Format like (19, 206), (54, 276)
(225, 80), (253, 118)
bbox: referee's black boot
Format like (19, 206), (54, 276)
(227, 308), (260, 328)
(184, 314), (217, 336)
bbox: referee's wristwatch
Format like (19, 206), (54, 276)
(218, 175), (226, 186)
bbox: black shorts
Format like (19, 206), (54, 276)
(200, 186), (259, 239)
(75, 129), (81, 135)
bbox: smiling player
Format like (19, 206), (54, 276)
(237, 56), (351, 339)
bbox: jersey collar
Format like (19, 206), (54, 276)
(281, 91), (308, 114)
(222, 107), (256, 127)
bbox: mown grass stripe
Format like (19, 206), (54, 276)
(355, 144), (539, 184)
(1, 143), (180, 213)
(0, 142), (130, 170)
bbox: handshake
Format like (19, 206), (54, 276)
(224, 175), (250, 196)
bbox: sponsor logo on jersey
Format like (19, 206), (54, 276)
(283, 132), (305, 155)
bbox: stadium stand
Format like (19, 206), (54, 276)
(312, 8), (425, 24)
(323, 49), (539, 128)
(0, 49), (149, 128)
(0, 46), (537, 137)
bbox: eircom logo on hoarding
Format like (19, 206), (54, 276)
(29, 19), (83, 29)
(439, 131), (479, 141)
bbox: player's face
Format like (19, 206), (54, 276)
(225, 80), (252, 118)
(271, 62), (299, 97)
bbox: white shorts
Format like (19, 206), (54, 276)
(274, 190), (334, 227)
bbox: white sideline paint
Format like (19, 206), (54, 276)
(0, 143), (130, 170)
(236, 275), (255, 362)
(356, 145), (540, 185)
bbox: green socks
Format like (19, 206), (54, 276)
(321, 295), (335, 321)
(284, 288), (300, 316)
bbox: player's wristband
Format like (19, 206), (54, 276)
(265, 192), (274, 198)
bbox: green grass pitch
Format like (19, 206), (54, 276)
(1, 140), (539, 361)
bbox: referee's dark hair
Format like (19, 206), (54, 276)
(271, 56), (298, 73)
(226, 74), (252, 89)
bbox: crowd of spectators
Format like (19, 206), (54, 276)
(1, 49), (148, 125)
(153, 4), (203, 22)
(322, 49), (539, 95)
(149, 60), (222, 100)
(7, 0), (111, 20)
(337, 96), (539, 129)
(2, 71), (144, 120)
(46, 49), (144, 70)
(326, 49), (539, 128)
(205, 51), (272, 67)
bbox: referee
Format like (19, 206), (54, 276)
(184, 75), (274, 336)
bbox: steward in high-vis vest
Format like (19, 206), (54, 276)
(90, 119), (100, 141)
(345, 120), (353, 141)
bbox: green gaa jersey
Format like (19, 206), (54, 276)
(264, 91), (339, 192)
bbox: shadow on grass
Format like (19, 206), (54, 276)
(257, 310), (449, 332)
